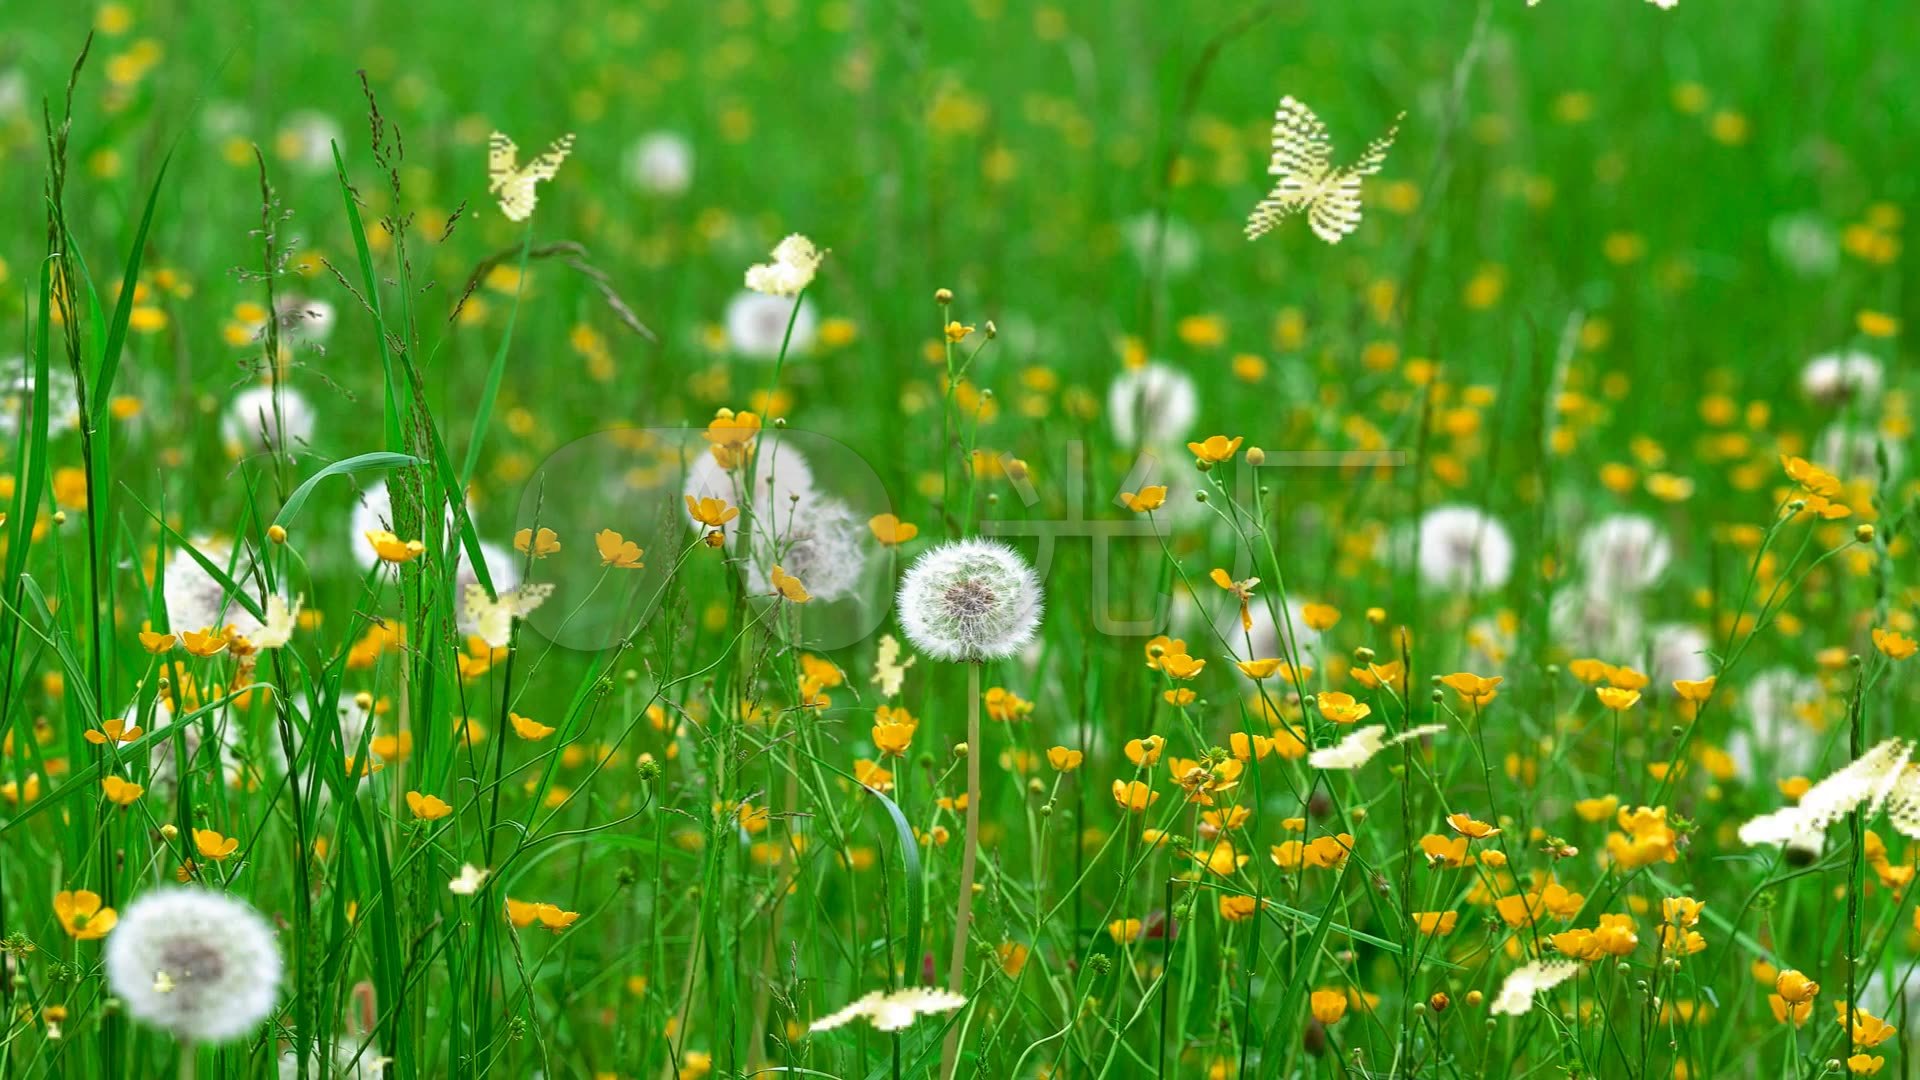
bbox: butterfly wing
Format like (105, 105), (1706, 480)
(1344, 112), (1405, 178)
(1306, 173), (1367, 244)
(490, 133), (573, 221)
(464, 583), (510, 648)
(1266, 96), (1332, 183)
(486, 132), (521, 195)
(507, 582), (556, 620)
(521, 134), (577, 182)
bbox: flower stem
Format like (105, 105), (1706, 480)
(940, 662), (984, 1080)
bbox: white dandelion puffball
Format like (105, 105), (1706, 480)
(745, 234), (826, 297)
(745, 494), (871, 604)
(104, 888), (283, 1043)
(140, 697), (246, 800)
(163, 536), (268, 639)
(1726, 667), (1825, 780)
(276, 295), (337, 345)
(1216, 599), (1322, 680)
(897, 539), (1043, 662)
(1575, 513), (1672, 594)
(221, 385), (316, 456)
(1814, 424), (1903, 481)
(0, 356), (82, 440)
(623, 131), (694, 196)
(277, 110), (343, 173)
(725, 290), (819, 360)
(1549, 587), (1644, 660)
(0, 68), (25, 117)
(1647, 622), (1713, 685)
(1415, 505), (1514, 592)
(683, 436), (817, 548)
(1800, 350), (1883, 406)
(1107, 362), (1198, 447)
(1769, 213), (1839, 277)
(1123, 213), (1199, 278)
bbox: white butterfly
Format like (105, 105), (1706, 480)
(1739, 737), (1919, 847)
(463, 582), (555, 649)
(1489, 960), (1580, 1016)
(1246, 96), (1403, 245)
(809, 986), (968, 1034)
(487, 131), (576, 222)
(250, 593), (303, 650)
(448, 863), (490, 896)
(1309, 723), (1447, 771)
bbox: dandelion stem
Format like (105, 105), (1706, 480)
(938, 661), (984, 1080)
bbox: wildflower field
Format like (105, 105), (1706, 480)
(1, 0), (1918, 1076)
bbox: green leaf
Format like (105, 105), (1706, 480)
(88, 152), (171, 428)
(270, 451), (424, 532)
(863, 784), (925, 987)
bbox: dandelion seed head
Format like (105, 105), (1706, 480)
(1769, 213), (1839, 277)
(1726, 667), (1825, 780)
(1647, 622), (1712, 685)
(104, 888), (282, 1043)
(1414, 505), (1514, 592)
(1575, 513), (1672, 594)
(623, 131), (694, 196)
(897, 539), (1043, 662)
(1106, 362), (1198, 447)
(0, 356), (81, 440)
(163, 536), (268, 641)
(221, 385), (316, 456)
(725, 290), (819, 360)
(745, 494), (869, 604)
(1814, 424), (1902, 481)
(277, 110), (344, 173)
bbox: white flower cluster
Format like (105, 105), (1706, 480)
(745, 234), (826, 297)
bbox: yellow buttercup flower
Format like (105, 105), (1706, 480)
(1159, 653), (1205, 680)
(365, 530), (427, 564)
(180, 627), (229, 658)
(193, 828), (239, 861)
(1186, 435), (1243, 464)
(1445, 812), (1499, 839)
(406, 791), (453, 821)
(137, 630), (177, 654)
(101, 776), (144, 806)
(1872, 628), (1916, 661)
(1594, 686), (1641, 711)
(868, 513), (918, 545)
(84, 719), (142, 746)
(1120, 486), (1166, 512)
(1047, 746), (1083, 771)
(595, 529), (644, 569)
(54, 890), (117, 940)
(1315, 691), (1371, 724)
(770, 565), (811, 603)
(511, 713), (556, 740)
(686, 496), (740, 528)
(1440, 672), (1502, 706)
(1111, 780), (1158, 812)
(1672, 676), (1716, 703)
(513, 526), (562, 558)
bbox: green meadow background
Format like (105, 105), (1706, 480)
(0, 0), (1917, 1077)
